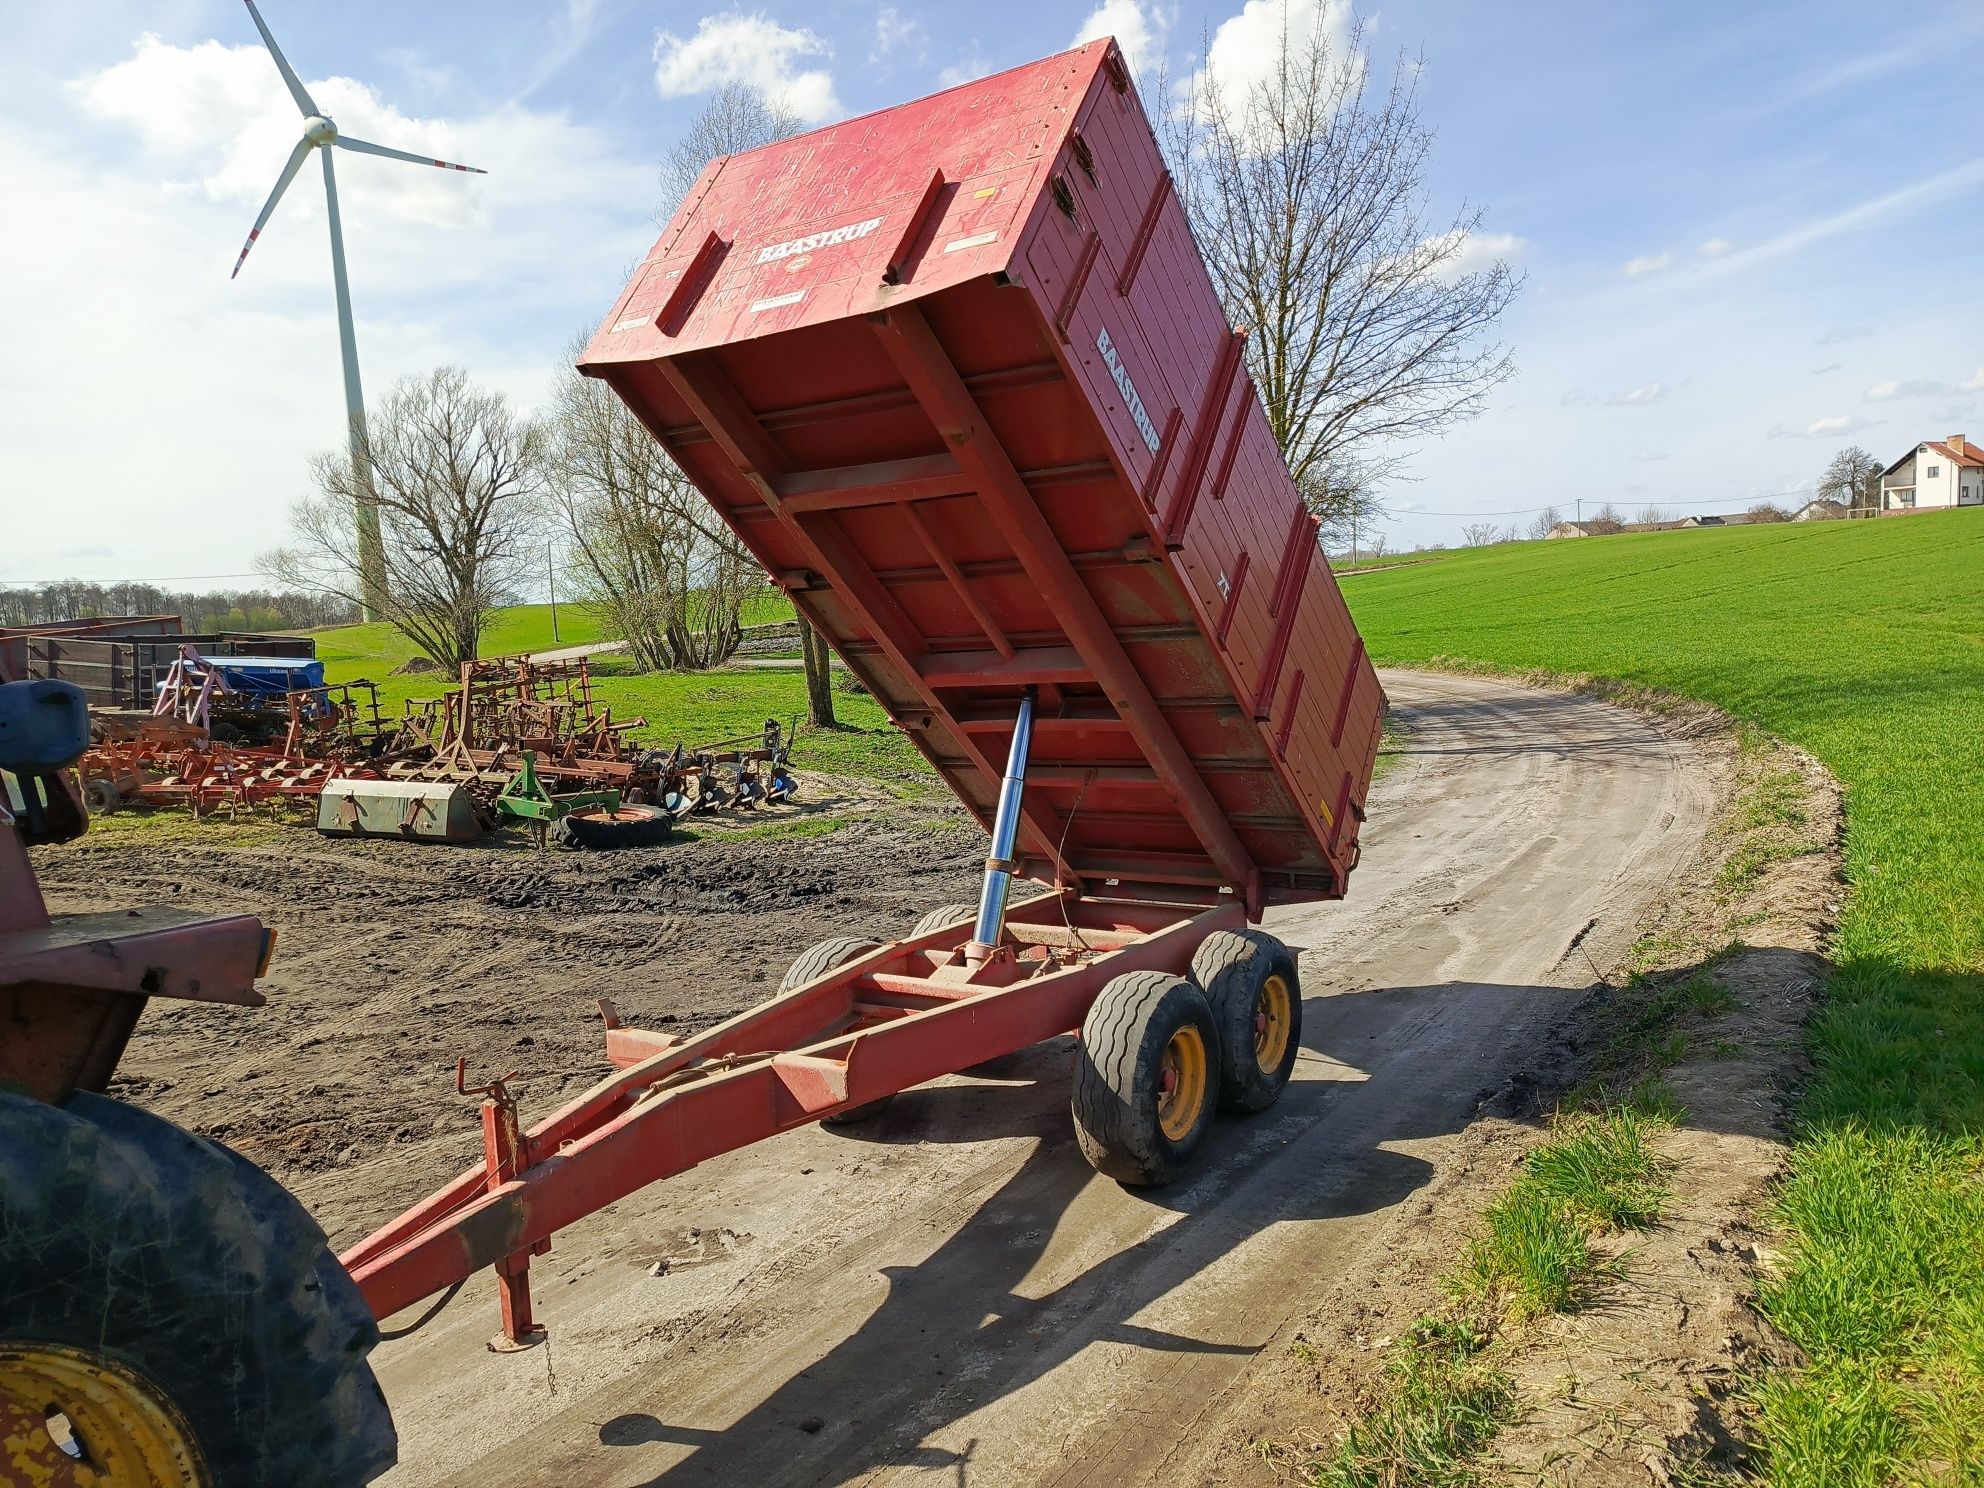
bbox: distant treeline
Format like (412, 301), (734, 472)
(0, 580), (357, 635)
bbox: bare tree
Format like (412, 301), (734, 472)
(1527, 504), (1563, 539)
(654, 85), (839, 723)
(545, 339), (758, 671)
(1460, 522), (1500, 547)
(1165, 11), (1521, 538)
(1818, 445), (1883, 515)
(1635, 505), (1674, 524)
(659, 82), (804, 218)
(264, 367), (541, 669)
(1585, 502), (1625, 535)
(1746, 502), (1791, 523)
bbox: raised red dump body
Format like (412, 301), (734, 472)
(580, 38), (1384, 915)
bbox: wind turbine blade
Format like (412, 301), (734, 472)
(230, 135), (314, 278)
(335, 134), (487, 175)
(243, 0), (319, 116)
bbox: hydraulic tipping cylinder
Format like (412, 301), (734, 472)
(968, 686), (1037, 959)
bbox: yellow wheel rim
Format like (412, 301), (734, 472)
(1155, 1024), (1209, 1142)
(0, 1343), (209, 1486)
(1254, 973), (1294, 1075)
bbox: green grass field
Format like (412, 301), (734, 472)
(1347, 508), (1984, 1486)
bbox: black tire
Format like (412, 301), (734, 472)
(1193, 929), (1303, 1113)
(549, 802), (673, 850)
(0, 1090), (396, 1486)
(912, 903), (977, 937)
(779, 935), (883, 994)
(82, 776), (121, 815)
(1071, 971), (1220, 1186)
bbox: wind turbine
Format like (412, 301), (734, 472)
(231, 0), (485, 621)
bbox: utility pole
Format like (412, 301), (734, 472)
(546, 544), (560, 644)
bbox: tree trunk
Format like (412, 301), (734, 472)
(799, 616), (836, 728)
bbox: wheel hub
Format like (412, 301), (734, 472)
(1154, 1025), (1208, 1142)
(1253, 973), (1293, 1073)
(0, 1343), (210, 1486)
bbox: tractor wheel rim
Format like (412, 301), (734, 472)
(1254, 973), (1293, 1073)
(0, 1342), (210, 1486)
(1156, 1024), (1208, 1141)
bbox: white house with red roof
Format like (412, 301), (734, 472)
(1879, 434), (1984, 511)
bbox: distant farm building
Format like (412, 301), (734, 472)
(1880, 434), (1983, 512)
(1791, 498), (1848, 521)
(1546, 510), (1790, 539)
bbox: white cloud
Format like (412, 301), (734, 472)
(1959, 367), (1984, 393)
(871, 6), (928, 66)
(73, 34), (490, 234)
(1622, 251), (1672, 279)
(1812, 363), (1842, 375)
(1414, 228), (1527, 284)
(938, 45), (993, 88)
(1608, 381), (1666, 407)
(1630, 450), (1670, 463)
(1863, 378), (1948, 402)
(1703, 158), (1984, 278)
(1818, 324), (1872, 344)
(653, 13), (840, 124)
(1698, 237), (1733, 257)
(1071, 0), (1170, 81)
(1767, 415), (1884, 439)
(1196, 0), (1358, 117)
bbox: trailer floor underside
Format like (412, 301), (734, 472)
(33, 672), (1722, 1486)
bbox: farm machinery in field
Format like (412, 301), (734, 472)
(0, 38), (1383, 1485)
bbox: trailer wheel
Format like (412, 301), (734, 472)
(1192, 930), (1303, 1113)
(1072, 971), (1220, 1186)
(912, 903), (977, 937)
(0, 1089), (396, 1487)
(549, 802), (673, 850)
(82, 776), (121, 814)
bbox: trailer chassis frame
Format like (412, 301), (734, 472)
(341, 889), (1241, 1342)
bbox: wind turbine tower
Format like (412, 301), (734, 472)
(231, 0), (485, 620)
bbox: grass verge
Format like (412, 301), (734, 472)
(1319, 1095), (1677, 1487)
(1346, 510), (1984, 1485)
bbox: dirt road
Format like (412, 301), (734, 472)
(338, 670), (1714, 1487)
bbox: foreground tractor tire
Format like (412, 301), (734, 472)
(780, 937), (894, 1124)
(0, 1090), (396, 1487)
(1192, 929), (1303, 1113)
(1072, 970), (1220, 1186)
(912, 902), (977, 937)
(549, 802), (673, 850)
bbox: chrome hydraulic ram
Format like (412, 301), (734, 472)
(968, 686), (1037, 958)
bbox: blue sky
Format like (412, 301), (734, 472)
(3, 0), (1981, 586)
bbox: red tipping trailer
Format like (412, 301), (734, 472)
(339, 38), (1385, 1351)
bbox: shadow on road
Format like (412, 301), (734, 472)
(566, 954), (1770, 1487)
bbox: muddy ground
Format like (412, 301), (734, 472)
(34, 783), (983, 1245)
